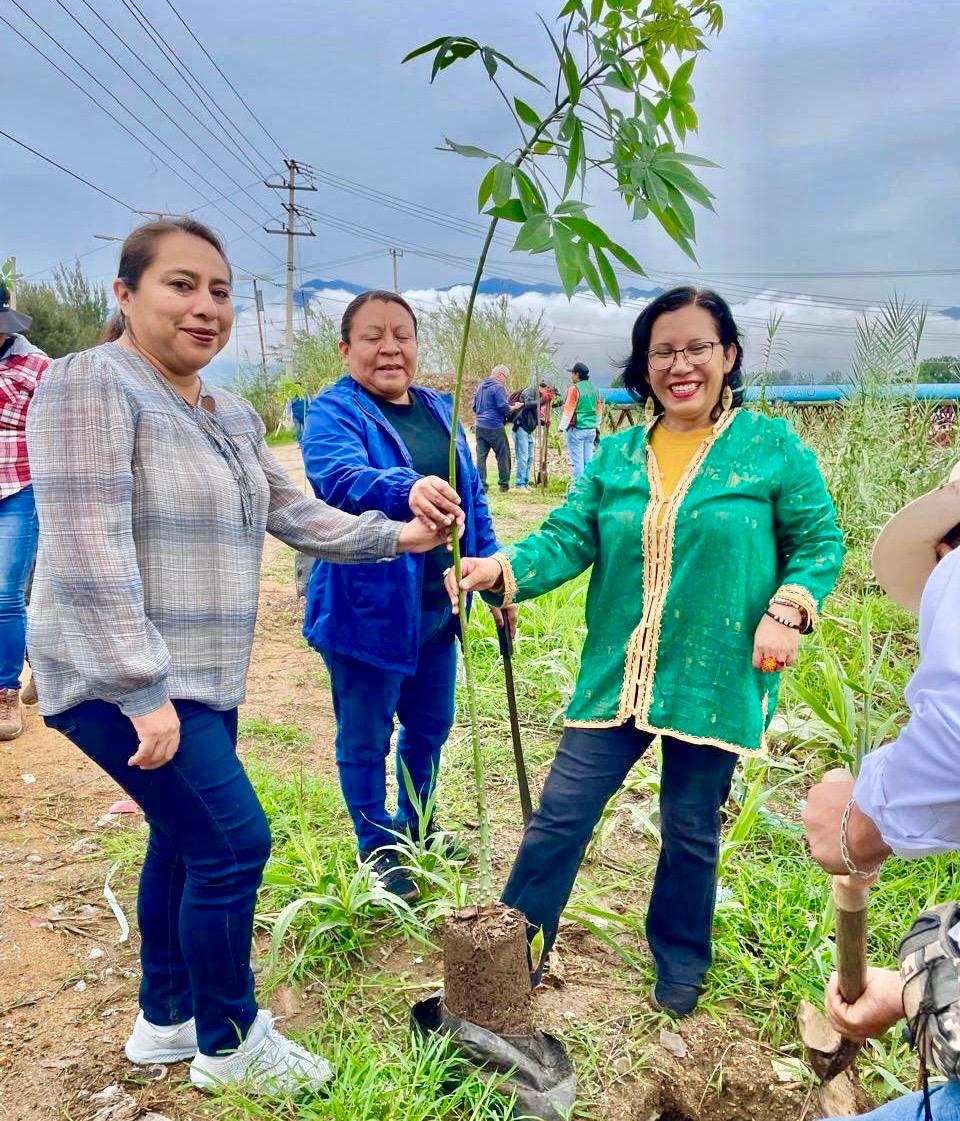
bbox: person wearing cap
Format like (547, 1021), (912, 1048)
(804, 464), (960, 1118)
(472, 363), (519, 493)
(0, 283), (50, 740)
(558, 361), (603, 484)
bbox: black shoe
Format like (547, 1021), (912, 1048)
(650, 981), (700, 1018)
(408, 820), (470, 862)
(499, 484), (510, 492)
(358, 849), (420, 902)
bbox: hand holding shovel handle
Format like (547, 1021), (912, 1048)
(799, 767), (878, 1084)
(826, 767), (879, 1077)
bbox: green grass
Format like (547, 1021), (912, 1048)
(239, 717), (310, 751)
(266, 428), (298, 447)
(208, 985), (515, 1121)
(96, 314), (960, 1116)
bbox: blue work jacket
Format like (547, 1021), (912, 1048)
(302, 376), (499, 673)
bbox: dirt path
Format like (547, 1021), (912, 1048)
(0, 445), (840, 1121)
(0, 445), (329, 1121)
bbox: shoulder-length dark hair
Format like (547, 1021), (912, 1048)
(98, 217), (230, 344)
(619, 286), (745, 416)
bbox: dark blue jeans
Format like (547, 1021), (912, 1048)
(322, 607), (457, 852)
(502, 721), (738, 987)
(826, 1083), (960, 1120)
(45, 699), (271, 1056)
(0, 485), (39, 689)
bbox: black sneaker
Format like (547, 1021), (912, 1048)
(408, 820), (470, 862)
(649, 981), (700, 1018)
(358, 849), (420, 902)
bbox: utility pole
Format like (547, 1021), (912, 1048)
(252, 279), (268, 383)
(388, 248), (404, 293)
(8, 257), (15, 309)
(264, 160), (316, 372)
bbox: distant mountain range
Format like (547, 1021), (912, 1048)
(295, 275), (664, 305)
(295, 276), (959, 322)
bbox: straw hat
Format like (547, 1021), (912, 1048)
(872, 462), (960, 613)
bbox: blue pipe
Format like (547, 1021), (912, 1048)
(600, 383), (960, 405)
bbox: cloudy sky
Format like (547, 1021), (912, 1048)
(4, 0), (959, 383)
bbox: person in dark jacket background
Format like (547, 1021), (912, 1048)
(472, 363), (519, 493)
(288, 384), (307, 445)
(302, 291), (513, 900)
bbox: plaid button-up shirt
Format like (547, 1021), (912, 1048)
(0, 334), (50, 499)
(27, 343), (404, 718)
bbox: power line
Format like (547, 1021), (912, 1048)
(296, 250), (392, 274)
(0, 127), (137, 211)
(668, 266), (960, 279)
(164, 0), (285, 163)
(74, 0), (266, 179)
(52, 0), (274, 221)
(292, 208), (893, 333)
(299, 163), (511, 247)
(184, 179), (268, 215)
(293, 161), (959, 318)
(236, 279), (858, 363)
(296, 161), (960, 289)
(263, 161), (317, 365)
(298, 193), (951, 320)
(119, 0), (275, 180)
(22, 183), (276, 286)
(4, 3), (285, 266)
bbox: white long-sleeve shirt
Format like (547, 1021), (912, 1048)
(855, 546), (960, 857)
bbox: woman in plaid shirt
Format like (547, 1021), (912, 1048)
(26, 219), (451, 1093)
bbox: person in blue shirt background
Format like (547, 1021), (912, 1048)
(302, 290), (514, 900)
(289, 385), (307, 444)
(472, 363), (520, 493)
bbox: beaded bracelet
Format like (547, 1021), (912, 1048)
(765, 609), (802, 631)
(840, 798), (878, 879)
(770, 596), (813, 633)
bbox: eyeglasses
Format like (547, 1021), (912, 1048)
(646, 341), (720, 372)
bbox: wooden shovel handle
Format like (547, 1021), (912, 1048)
(824, 768), (877, 1005)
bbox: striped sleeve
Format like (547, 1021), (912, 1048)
(26, 352), (171, 716)
(259, 441), (403, 562)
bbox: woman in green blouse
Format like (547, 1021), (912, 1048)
(446, 287), (844, 1017)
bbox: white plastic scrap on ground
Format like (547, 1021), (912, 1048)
(102, 861), (129, 943)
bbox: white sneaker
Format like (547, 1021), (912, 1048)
(124, 1011), (197, 1064)
(189, 1009), (332, 1094)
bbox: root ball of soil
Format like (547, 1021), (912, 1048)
(443, 903), (532, 1036)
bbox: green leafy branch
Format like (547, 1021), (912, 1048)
(405, 0), (725, 900)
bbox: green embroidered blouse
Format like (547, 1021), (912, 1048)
(491, 408), (845, 755)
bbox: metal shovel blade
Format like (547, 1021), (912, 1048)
(798, 999), (862, 1082)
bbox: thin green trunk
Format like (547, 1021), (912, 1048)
(448, 217), (500, 902)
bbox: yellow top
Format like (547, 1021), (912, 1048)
(649, 423), (713, 497)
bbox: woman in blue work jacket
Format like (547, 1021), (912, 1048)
(302, 290), (510, 901)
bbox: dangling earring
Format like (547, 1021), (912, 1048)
(721, 384), (733, 412)
(644, 396), (656, 422)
